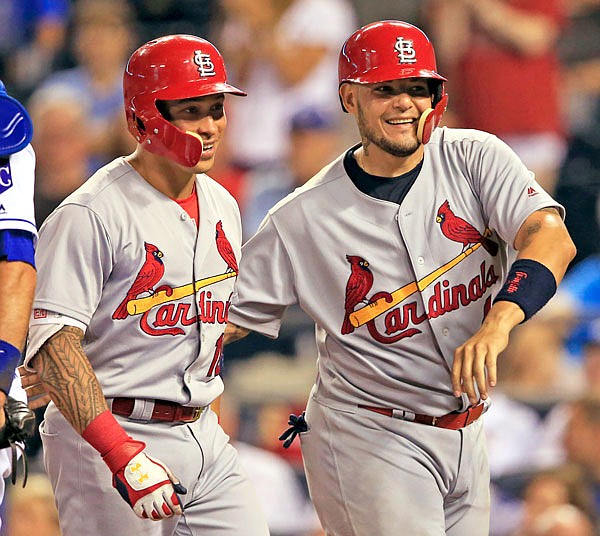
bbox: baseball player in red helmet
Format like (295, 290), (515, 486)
(21, 35), (269, 535)
(225, 20), (576, 535)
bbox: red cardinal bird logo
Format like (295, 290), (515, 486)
(436, 200), (498, 256)
(341, 255), (374, 335)
(112, 242), (165, 320)
(215, 220), (238, 272)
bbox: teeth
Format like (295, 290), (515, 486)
(388, 118), (413, 125)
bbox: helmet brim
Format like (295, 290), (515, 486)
(153, 81), (247, 101)
(342, 66), (446, 85)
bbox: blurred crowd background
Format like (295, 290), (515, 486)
(1, 0), (599, 535)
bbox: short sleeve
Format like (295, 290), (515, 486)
(34, 203), (113, 324)
(229, 216), (298, 338)
(470, 136), (563, 247)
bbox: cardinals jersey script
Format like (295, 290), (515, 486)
(229, 127), (562, 416)
(32, 157), (241, 406)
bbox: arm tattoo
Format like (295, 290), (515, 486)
(519, 208), (560, 249)
(35, 326), (108, 434)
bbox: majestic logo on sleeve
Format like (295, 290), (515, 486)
(113, 222), (238, 336)
(340, 201), (499, 342)
(394, 37), (417, 64)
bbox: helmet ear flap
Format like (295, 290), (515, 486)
(417, 93), (448, 144)
(126, 109), (146, 142)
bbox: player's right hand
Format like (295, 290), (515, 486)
(112, 451), (187, 520)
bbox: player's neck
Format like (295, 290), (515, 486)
(357, 145), (424, 178)
(126, 150), (196, 199)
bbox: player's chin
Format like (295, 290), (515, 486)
(191, 157), (215, 174)
(381, 137), (421, 158)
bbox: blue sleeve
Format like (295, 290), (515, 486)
(0, 229), (36, 267)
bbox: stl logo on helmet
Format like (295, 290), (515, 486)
(194, 51), (216, 77)
(394, 37), (417, 64)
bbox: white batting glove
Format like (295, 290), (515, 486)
(113, 451), (187, 520)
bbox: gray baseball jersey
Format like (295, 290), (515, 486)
(31, 157), (268, 535)
(33, 157), (240, 406)
(230, 127), (562, 416)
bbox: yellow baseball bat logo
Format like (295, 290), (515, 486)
(349, 244), (482, 328)
(126, 271), (237, 316)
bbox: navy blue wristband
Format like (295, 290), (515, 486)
(493, 259), (557, 321)
(0, 339), (21, 393)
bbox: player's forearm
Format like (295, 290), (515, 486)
(513, 208), (577, 285)
(465, 0), (560, 55)
(31, 326), (108, 434)
(223, 322), (251, 345)
(0, 261), (36, 351)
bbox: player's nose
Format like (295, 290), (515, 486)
(390, 91), (414, 110)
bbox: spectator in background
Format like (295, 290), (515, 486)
(510, 468), (595, 536)
(529, 504), (595, 536)
(128, 0), (216, 44)
(0, 0), (70, 100)
(220, 392), (324, 536)
(28, 85), (92, 225)
(554, 0), (600, 265)
(426, 0), (567, 194)
(351, 0), (421, 28)
(217, 0), (356, 171)
(36, 0), (136, 172)
(242, 106), (342, 240)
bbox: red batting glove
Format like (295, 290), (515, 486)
(82, 411), (187, 520)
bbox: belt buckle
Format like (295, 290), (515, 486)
(192, 407), (204, 421)
(431, 416), (438, 426)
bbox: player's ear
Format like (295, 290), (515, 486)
(339, 83), (357, 114)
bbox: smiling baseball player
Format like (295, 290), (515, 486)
(225, 21), (576, 535)
(23, 36), (268, 536)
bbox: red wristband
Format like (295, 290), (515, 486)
(82, 410), (145, 473)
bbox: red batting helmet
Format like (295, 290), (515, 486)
(338, 21), (448, 144)
(124, 34), (246, 167)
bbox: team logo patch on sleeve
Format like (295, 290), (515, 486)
(0, 158), (13, 195)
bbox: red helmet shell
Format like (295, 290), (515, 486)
(124, 34), (246, 167)
(339, 20), (446, 86)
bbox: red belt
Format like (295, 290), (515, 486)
(358, 401), (486, 430)
(111, 398), (205, 423)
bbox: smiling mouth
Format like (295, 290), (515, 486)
(386, 118), (416, 125)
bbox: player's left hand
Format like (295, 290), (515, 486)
(452, 301), (524, 405)
(17, 365), (51, 409)
(113, 451), (187, 520)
